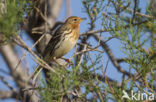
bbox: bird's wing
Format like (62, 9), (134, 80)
(42, 30), (61, 60)
(43, 25), (71, 60)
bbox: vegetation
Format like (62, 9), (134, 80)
(0, 0), (155, 102)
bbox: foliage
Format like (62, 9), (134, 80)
(39, 55), (105, 102)
(39, 0), (155, 101)
(0, 0), (155, 102)
(0, 0), (30, 40)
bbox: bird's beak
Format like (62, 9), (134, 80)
(80, 17), (86, 22)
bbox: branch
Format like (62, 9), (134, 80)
(92, 34), (134, 77)
(115, 2), (154, 19)
(0, 90), (18, 99)
(14, 35), (57, 74)
(80, 20), (151, 36)
(23, 0), (63, 54)
(132, 0), (138, 24)
(116, 58), (140, 64)
(0, 76), (14, 91)
(0, 44), (39, 101)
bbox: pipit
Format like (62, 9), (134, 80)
(30, 16), (85, 80)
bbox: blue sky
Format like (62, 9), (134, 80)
(0, 0), (150, 102)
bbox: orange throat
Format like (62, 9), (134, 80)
(71, 24), (80, 41)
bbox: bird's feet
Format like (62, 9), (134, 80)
(60, 57), (73, 65)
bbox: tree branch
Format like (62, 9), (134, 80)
(0, 90), (18, 99)
(0, 44), (39, 102)
(92, 34), (134, 77)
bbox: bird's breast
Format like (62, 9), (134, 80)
(53, 31), (79, 58)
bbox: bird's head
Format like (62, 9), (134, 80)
(65, 16), (86, 29)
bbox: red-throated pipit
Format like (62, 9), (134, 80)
(30, 16), (85, 80)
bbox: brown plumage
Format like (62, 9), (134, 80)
(30, 16), (85, 80)
(44, 16), (84, 61)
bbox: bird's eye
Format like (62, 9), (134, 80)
(73, 19), (77, 21)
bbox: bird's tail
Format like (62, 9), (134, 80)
(29, 65), (43, 81)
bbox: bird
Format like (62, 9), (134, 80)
(30, 16), (85, 80)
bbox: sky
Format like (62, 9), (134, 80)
(0, 0), (150, 102)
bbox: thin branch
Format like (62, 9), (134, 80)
(0, 90), (19, 99)
(116, 58), (139, 64)
(14, 35), (56, 74)
(115, 2), (154, 19)
(34, 7), (49, 24)
(0, 44), (39, 101)
(103, 59), (109, 77)
(0, 76), (14, 91)
(91, 73), (120, 87)
(132, 0), (138, 24)
(77, 44), (87, 66)
(74, 44), (104, 56)
(93, 34), (134, 77)
(15, 34), (45, 71)
(80, 20), (151, 36)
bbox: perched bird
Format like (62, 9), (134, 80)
(30, 16), (85, 80)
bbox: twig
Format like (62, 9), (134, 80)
(80, 20), (151, 36)
(103, 59), (109, 78)
(77, 44), (87, 66)
(115, 2), (154, 19)
(15, 34), (45, 71)
(34, 7), (49, 24)
(14, 35), (57, 75)
(74, 46), (103, 57)
(0, 90), (19, 99)
(0, 76), (14, 91)
(93, 33), (134, 77)
(22, 87), (41, 91)
(132, 0), (138, 24)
